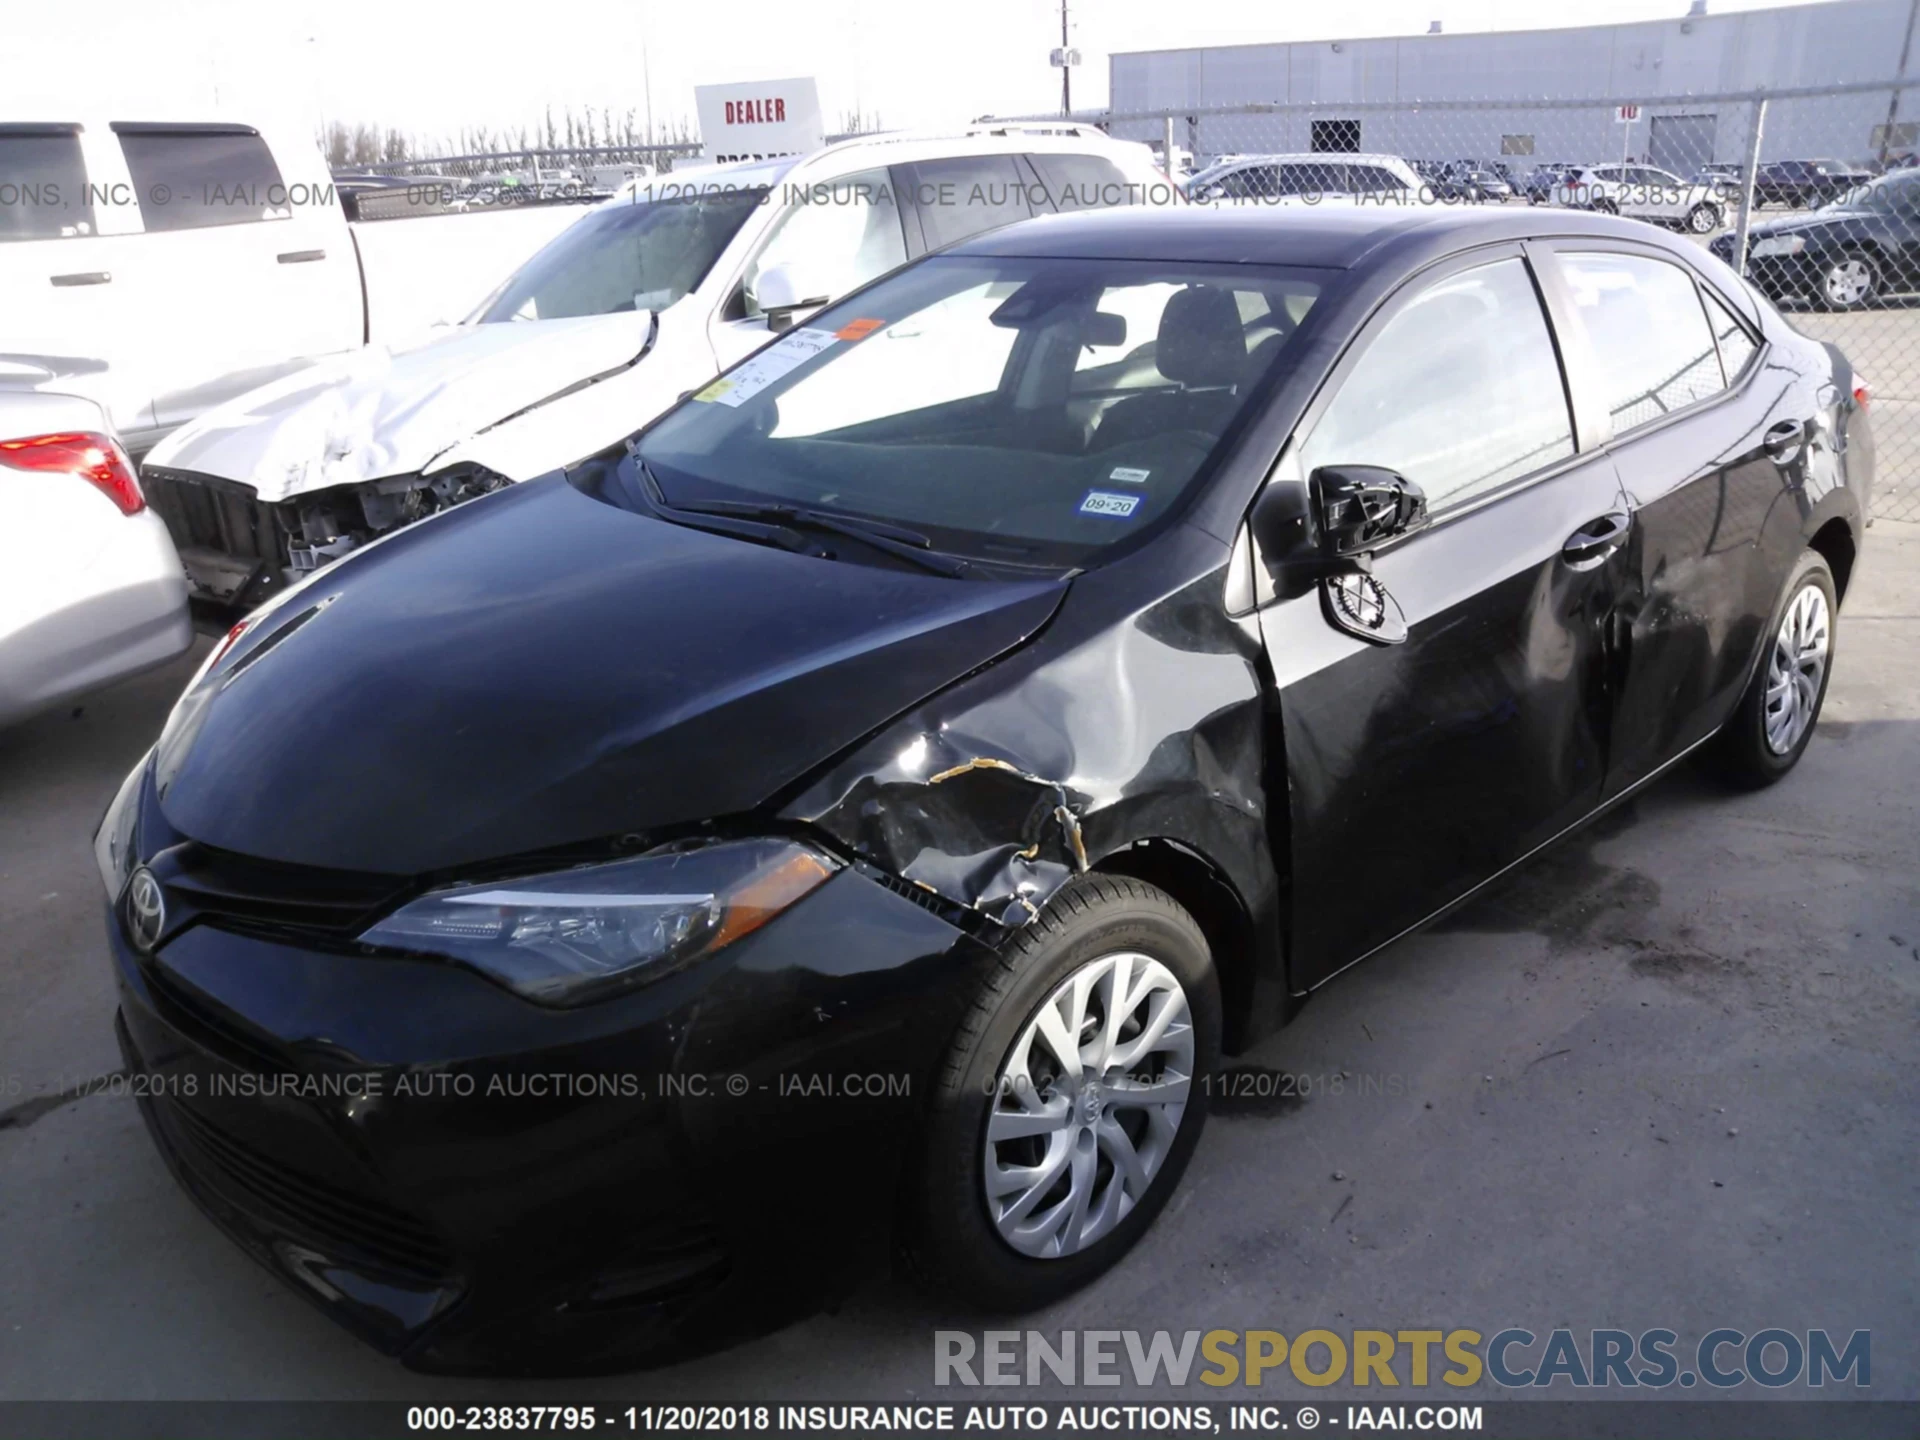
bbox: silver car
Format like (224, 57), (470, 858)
(0, 387), (191, 725)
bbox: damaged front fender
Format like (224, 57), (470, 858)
(780, 540), (1292, 1039)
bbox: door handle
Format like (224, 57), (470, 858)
(1763, 418), (1806, 464)
(1562, 511), (1632, 569)
(50, 271), (111, 286)
(277, 249), (326, 264)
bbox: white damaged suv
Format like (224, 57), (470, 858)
(139, 126), (1169, 608)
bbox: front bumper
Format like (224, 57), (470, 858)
(1711, 234), (1835, 299)
(109, 858), (991, 1374)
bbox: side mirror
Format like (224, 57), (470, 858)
(753, 262), (829, 331)
(1246, 464), (1427, 599)
(1313, 465), (1428, 556)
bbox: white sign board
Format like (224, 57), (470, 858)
(1614, 104), (1641, 125)
(696, 78), (825, 165)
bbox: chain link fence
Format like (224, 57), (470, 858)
(990, 77), (1920, 522)
(337, 136), (865, 220)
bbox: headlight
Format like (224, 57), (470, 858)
(93, 749), (149, 899)
(358, 838), (839, 1006)
(1750, 235), (1808, 257)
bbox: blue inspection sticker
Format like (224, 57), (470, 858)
(1079, 489), (1142, 519)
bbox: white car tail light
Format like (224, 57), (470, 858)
(0, 431), (145, 515)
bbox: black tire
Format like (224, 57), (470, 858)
(1704, 550), (1837, 789)
(1687, 202), (1721, 234)
(1591, 196), (1618, 215)
(901, 874), (1220, 1312)
(1816, 251), (1881, 311)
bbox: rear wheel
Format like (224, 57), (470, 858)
(902, 875), (1219, 1311)
(1591, 196), (1618, 215)
(1705, 550), (1836, 788)
(1687, 202), (1721, 234)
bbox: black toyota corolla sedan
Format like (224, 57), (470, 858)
(97, 205), (1871, 1373)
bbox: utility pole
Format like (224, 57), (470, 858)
(1879, 0), (1919, 167)
(1061, 0), (1072, 116)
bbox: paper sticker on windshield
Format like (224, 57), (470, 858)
(702, 327), (839, 407)
(835, 317), (885, 341)
(1079, 490), (1141, 519)
(1108, 466), (1151, 484)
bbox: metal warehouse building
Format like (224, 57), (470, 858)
(1106, 0), (1919, 171)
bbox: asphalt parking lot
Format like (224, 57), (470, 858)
(2, 508), (1915, 1403)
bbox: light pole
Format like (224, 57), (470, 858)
(1050, 0), (1080, 118)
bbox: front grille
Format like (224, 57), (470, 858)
(157, 1094), (457, 1282)
(160, 842), (410, 940)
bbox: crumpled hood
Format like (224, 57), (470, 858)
(152, 475), (1067, 875)
(140, 313), (653, 502)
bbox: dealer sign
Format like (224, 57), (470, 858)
(696, 77), (826, 164)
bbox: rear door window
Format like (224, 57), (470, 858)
(1217, 166), (1279, 199)
(1276, 162), (1349, 196)
(1701, 286), (1759, 383)
(1556, 251), (1725, 434)
(0, 127), (93, 241)
(115, 126), (286, 232)
(905, 155), (1035, 250)
(1027, 154), (1132, 211)
(1349, 164), (1410, 194)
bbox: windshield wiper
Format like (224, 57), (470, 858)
(627, 458), (812, 555)
(634, 469), (972, 578)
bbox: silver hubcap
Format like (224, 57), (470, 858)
(1825, 259), (1873, 305)
(1764, 583), (1830, 754)
(983, 952), (1194, 1259)
(1690, 206), (1717, 233)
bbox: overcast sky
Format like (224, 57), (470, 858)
(5, 0), (1849, 148)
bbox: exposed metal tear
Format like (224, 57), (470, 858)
(792, 741), (1094, 929)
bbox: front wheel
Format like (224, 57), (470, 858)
(902, 875), (1220, 1311)
(1687, 202), (1722, 234)
(1818, 253), (1881, 310)
(1704, 550), (1836, 788)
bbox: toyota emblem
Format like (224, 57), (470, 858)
(125, 867), (166, 953)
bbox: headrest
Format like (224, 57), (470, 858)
(1156, 285), (1248, 388)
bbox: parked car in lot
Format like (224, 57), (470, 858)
(1753, 158), (1876, 209)
(138, 126), (1168, 610)
(98, 203), (1869, 1372)
(1554, 163), (1725, 232)
(1690, 162), (1745, 201)
(1410, 161), (1507, 202)
(1185, 153), (1420, 204)
(0, 385), (190, 726)
(0, 110), (578, 457)
(1522, 162), (1582, 204)
(1454, 167), (1513, 201)
(1714, 166), (1920, 308)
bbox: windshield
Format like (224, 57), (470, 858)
(633, 255), (1326, 569)
(475, 188), (765, 323)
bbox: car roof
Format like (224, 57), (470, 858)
(947, 204), (1684, 272)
